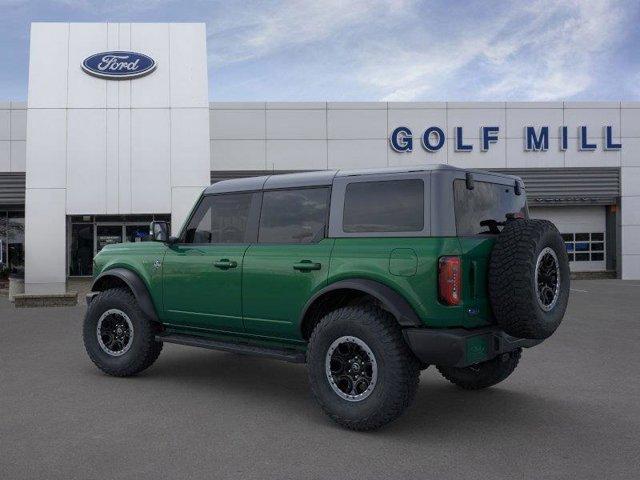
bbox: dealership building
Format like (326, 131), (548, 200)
(1, 22), (640, 295)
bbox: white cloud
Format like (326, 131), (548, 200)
(208, 0), (413, 66)
(357, 0), (627, 101)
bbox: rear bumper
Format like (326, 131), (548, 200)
(403, 326), (542, 368)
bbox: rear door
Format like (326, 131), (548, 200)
(162, 192), (260, 333)
(242, 187), (333, 340)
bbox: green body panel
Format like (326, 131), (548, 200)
(92, 242), (167, 316)
(241, 239), (334, 341)
(92, 235), (497, 347)
(161, 244), (249, 332)
(329, 237), (492, 329)
(457, 236), (496, 326)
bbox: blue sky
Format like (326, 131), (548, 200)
(1, 0), (639, 101)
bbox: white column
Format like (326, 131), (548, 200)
(620, 167), (640, 279)
(621, 104), (640, 279)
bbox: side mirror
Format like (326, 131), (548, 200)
(150, 221), (169, 242)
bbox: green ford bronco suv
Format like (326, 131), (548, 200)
(83, 165), (569, 430)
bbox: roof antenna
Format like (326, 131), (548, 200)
(514, 180), (522, 196)
(465, 172), (474, 190)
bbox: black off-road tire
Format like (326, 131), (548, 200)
(437, 348), (522, 390)
(83, 288), (163, 377)
(489, 219), (570, 340)
(307, 304), (420, 431)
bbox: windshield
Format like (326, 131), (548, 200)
(453, 179), (528, 235)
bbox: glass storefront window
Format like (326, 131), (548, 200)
(68, 215), (169, 276)
(96, 225), (123, 252)
(125, 225), (151, 243)
(0, 212), (7, 279)
(8, 212), (25, 275)
(70, 224), (94, 276)
(0, 211), (25, 278)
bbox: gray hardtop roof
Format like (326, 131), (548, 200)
(203, 164), (520, 195)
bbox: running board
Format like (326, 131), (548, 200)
(156, 333), (306, 364)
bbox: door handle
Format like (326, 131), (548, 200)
(213, 259), (238, 269)
(293, 260), (321, 271)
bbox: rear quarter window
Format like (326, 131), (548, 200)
(454, 179), (528, 235)
(343, 179), (424, 233)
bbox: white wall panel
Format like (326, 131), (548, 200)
(621, 166), (640, 196)
(564, 108), (620, 138)
(24, 188), (66, 294)
(266, 140), (326, 170)
(621, 254), (640, 280)
(388, 102), (445, 109)
(171, 186), (204, 235)
(387, 108), (447, 139)
(267, 102), (325, 110)
(446, 138), (506, 169)
(210, 109), (265, 139)
(621, 225), (640, 255)
(564, 143), (620, 167)
(0, 110), (9, 140)
(117, 23), (132, 109)
(117, 109), (132, 213)
(388, 143), (447, 167)
(211, 140), (266, 170)
(11, 141), (26, 172)
(621, 108), (640, 138)
(327, 110), (386, 139)
(171, 108), (210, 187)
(10, 109), (27, 140)
(621, 196), (640, 226)
(67, 23), (108, 109)
(328, 140), (387, 169)
(266, 110), (326, 139)
(106, 109), (119, 213)
(506, 138), (565, 168)
(0, 141), (9, 171)
(506, 108), (563, 138)
(28, 23), (68, 108)
(169, 23), (208, 108)
(25, 109), (67, 189)
(131, 23), (170, 108)
(447, 108), (506, 140)
(106, 23), (119, 108)
(130, 108), (171, 212)
(621, 138), (640, 166)
(66, 109), (107, 214)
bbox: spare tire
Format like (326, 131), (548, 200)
(488, 219), (570, 340)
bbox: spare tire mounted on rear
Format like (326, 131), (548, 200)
(488, 219), (570, 340)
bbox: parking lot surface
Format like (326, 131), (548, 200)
(1, 280), (639, 480)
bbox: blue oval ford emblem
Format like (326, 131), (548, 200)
(82, 51), (156, 80)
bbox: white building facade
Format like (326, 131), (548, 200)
(1, 22), (639, 293)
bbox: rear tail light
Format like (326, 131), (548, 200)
(438, 256), (461, 305)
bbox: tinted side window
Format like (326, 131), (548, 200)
(343, 179), (424, 233)
(259, 188), (330, 243)
(183, 193), (255, 244)
(454, 179), (528, 235)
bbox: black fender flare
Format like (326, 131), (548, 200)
(300, 278), (422, 328)
(91, 268), (159, 322)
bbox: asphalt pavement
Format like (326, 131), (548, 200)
(1, 279), (639, 479)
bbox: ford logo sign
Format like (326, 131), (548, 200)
(82, 51), (156, 80)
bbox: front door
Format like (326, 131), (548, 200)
(162, 192), (260, 333)
(242, 187), (333, 340)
